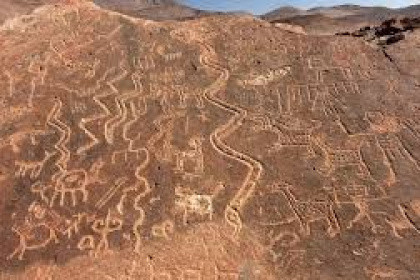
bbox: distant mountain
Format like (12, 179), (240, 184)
(262, 4), (420, 34)
(93, 0), (214, 20)
(262, 6), (303, 19)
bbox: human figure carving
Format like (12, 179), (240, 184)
(78, 210), (123, 256)
(8, 202), (66, 260)
(174, 136), (205, 178)
(93, 210), (123, 252)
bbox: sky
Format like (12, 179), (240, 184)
(184, 0), (419, 15)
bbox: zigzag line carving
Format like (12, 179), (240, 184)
(77, 92), (113, 155)
(46, 99), (71, 174)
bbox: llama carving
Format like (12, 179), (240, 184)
(50, 169), (88, 207)
(279, 183), (340, 237)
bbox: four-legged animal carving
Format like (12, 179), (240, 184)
(50, 169), (88, 207)
(15, 151), (56, 179)
(279, 184), (340, 237)
(175, 182), (224, 226)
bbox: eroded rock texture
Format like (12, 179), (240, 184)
(0, 2), (420, 279)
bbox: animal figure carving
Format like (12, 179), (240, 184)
(175, 182), (224, 226)
(50, 169), (88, 207)
(278, 183), (340, 237)
(15, 151), (55, 179)
(316, 138), (371, 177)
(252, 115), (319, 157)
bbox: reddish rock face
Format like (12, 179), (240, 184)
(0, 2), (419, 279)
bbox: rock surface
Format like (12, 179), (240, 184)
(0, 1), (420, 279)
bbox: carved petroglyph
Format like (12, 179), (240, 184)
(252, 116), (320, 157)
(346, 197), (386, 234)
(27, 55), (49, 107)
(88, 158), (106, 185)
(50, 169), (89, 207)
(163, 51), (183, 62)
(4, 69), (14, 97)
(105, 90), (137, 145)
(8, 202), (66, 260)
(132, 198), (146, 254)
(366, 112), (400, 134)
(30, 181), (51, 205)
(151, 220), (174, 240)
(132, 54), (155, 71)
(277, 83), (356, 116)
(76, 92), (113, 155)
(377, 133), (420, 173)
(196, 40), (265, 237)
(147, 260), (241, 280)
(46, 99), (71, 175)
(282, 84), (323, 114)
(385, 204), (420, 239)
(112, 173), (150, 253)
(174, 137), (205, 178)
(316, 137), (371, 177)
(239, 67), (291, 87)
(150, 67), (185, 84)
(77, 210), (123, 257)
(15, 151), (55, 179)
(267, 230), (302, 264)
(62, 212), (96, 240)
(147, 115), (176, 162)
(2, 6), (420, 278)
(175, 182), (224, 225)
(96, 177), (128, 210)
(324, 179), (390, 234)
(277, 183), (340, 237)
(30, 160), (104, 206)
(116, 158), (151, 215)
(327, 181), (386, 204)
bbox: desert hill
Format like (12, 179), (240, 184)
(263, 4), (420, 34)
(0, 0), (54, 24)
(0, 1), (419, 279)
(93, 0), (211, 20)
